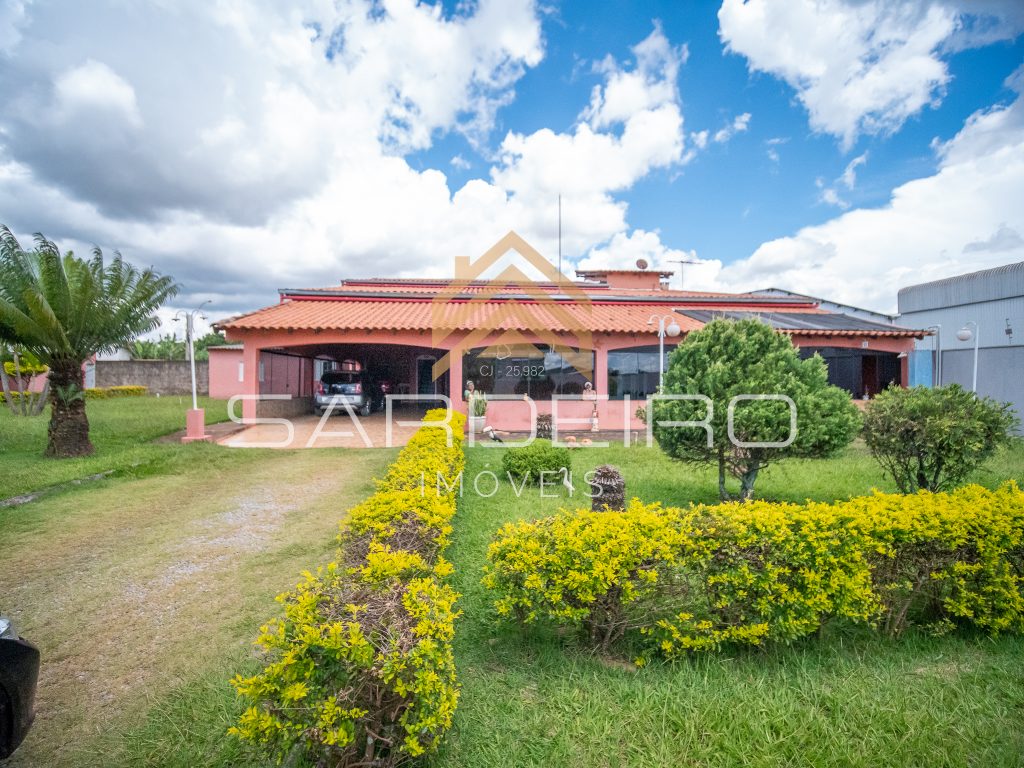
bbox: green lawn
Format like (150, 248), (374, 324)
(0, 395), (235, 500)
(3, 407), (1023, 767)
(435, 442), (1024, 768)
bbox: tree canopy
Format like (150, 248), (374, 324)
(652, 318), (861, 499)
(0, 226), (179, 456)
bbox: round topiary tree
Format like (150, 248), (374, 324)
(652, 318), (861, 500)
(862, 384), (1018, 493)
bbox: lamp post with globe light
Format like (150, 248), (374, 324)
(175, 300), (212, 441)
(648, 313), (682, 390)
(956, 321), (979, 393)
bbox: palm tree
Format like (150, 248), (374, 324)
(0, 226), (179, 457)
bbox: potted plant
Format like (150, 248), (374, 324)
(468, 391), (487, 433)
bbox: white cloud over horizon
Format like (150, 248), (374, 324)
(718, 0), (1024, 149)
(0, 0), (1020, 332)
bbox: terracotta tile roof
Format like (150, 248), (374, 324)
(290, 278), (766, 301)
(219, 298), (710, 334)
(217, 277), (922, 338)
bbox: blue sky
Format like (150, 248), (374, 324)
(0, 0), (1023, 325)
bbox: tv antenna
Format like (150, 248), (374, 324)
(668, 258), (700, 290)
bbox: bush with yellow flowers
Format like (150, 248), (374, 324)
(483, 483), (1024, 656)
(230, 409), (465, 766)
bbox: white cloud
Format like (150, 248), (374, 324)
(54, 60), (142, 127)
(719, 0), (1024, 148)
(818, 150), (868, 208)
(582, 23), (687, 129)
(713, 112), (751, 143)
(710, 90), (1024, 312)
(0, 6), (700, 323)
(839, 151), (869, 189)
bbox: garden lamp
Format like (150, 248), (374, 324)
(956, 321), (979, 392)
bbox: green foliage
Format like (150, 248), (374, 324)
(863, 384), (1018, 493)
(469, 391), (488, 417)
(131, 333), (186, 360)
(0, 226), (178, 456)
(483, 483), (1024, 657)
(130, 332), (228, 361)
(230, 414), (465, 766)
(3, 349), (47, 376)
(653, 318), (861, 500)
(105, 385), (148, 397)
(501, 439), (572, 485)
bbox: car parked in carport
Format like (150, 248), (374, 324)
(0, 615), (39, 760)
(313, 369), (391, 417)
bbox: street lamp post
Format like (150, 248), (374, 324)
(956, 321), (979, 393)
(648, 314), (682, 390)
(175, 301), (211, 441)
(926, 324), (941, 387)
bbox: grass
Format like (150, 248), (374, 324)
(0, 395), (235, 499)
(4, 425), (1023, 767)
(1, 444), (396, 768)
(434, 442), (1024, 767)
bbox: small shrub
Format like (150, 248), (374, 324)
(0, 390), (27, 404)
(501, 440), (571, 485)
(83, 387), (108, 399)
(105, 384), (149, 397)
(862, 384), (1017, 493)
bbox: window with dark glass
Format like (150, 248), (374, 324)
(463, 345), (595, 399)
(607, 344), (676, 399)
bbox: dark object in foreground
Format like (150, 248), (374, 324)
(0, 615), (40, 759)
(590, 464), (626, 511)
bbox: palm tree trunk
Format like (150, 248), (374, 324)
(46, 358), (93, 457)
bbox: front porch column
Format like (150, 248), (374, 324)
(449, 345), (464, 415)
(594, 343), (609, 398)
(241, 342), (260, 422)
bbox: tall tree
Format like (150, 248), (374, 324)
(0, 226), (179, 457)
(653, 318), (861, 500)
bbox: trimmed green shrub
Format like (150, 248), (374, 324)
(231, 412), (465, 766)
(653, 318), (861, 500)
(863, 384), (1018, 493)
(105, 384), (148, 397)
(83, 387), (108, 399)
(501, 440), (571, 485)
(483, 483), (1024, 657)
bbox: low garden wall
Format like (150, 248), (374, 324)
(94, 360), (209, 396)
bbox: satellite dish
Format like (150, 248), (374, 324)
(636, 258), (649, 270)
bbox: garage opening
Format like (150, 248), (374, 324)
(258, 343), (451, 414)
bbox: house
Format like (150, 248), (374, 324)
(214, 233), (927, 429)
(897, 260), (1023, 424)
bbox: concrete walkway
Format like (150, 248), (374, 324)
(220, 411), (427, 448)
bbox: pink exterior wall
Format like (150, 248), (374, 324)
(208, 347), (244, 399)
(224, 326), (918, 428)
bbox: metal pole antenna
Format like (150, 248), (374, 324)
(669, 259), (699, 290)
(558, 194), (562, 283)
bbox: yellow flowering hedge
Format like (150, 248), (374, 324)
(230, 407), (465, 766)
(483, 483), (1024, 656)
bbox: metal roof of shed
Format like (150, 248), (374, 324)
(678, 310), (926, 337)
(898, 261), (1024, 313)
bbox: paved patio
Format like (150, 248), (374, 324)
(219, 411), (427, 448)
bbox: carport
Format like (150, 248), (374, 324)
(250, 341), (451, 418)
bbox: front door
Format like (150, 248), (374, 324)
(417, 357), (437, 396)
